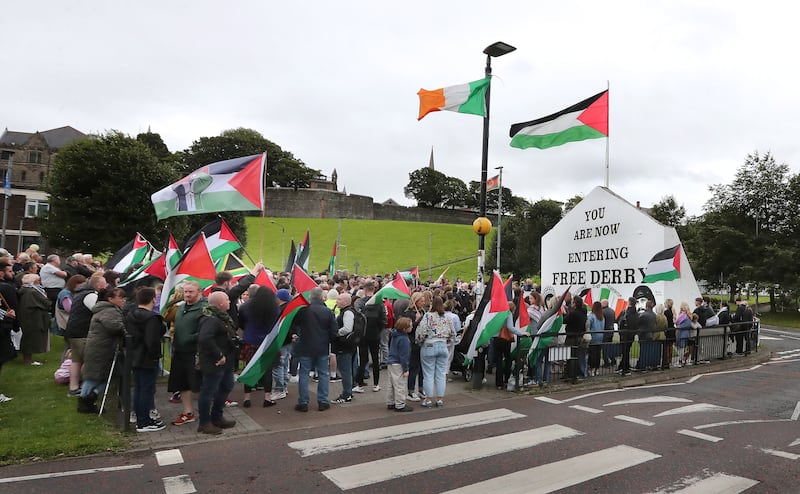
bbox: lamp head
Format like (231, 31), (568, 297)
(483, 41), (516, 58)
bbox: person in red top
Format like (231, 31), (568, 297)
(380, 297), (395, 368)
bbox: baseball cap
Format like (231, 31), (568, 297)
(276, 288), (292, 302)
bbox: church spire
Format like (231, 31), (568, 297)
(428, 146), (435, 169)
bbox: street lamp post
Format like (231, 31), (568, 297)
(477, 41), (516, 298)
(495, 165), (503, 271)
(270, 220), (285, 266)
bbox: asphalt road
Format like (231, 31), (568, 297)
(2, 326), (798, 493)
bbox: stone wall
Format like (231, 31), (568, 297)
(264, 188), (476, 225)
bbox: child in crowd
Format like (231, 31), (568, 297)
(385, 317), (413, 412)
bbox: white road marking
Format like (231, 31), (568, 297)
(604, 396), (692, 406)
(694, 419), (789, 430)
(677, 429), (724, 442)
(767, 358), (800, 364)
(791, 401), (800, 421)
(686, 365), (763, 384)
(759, 336), (782, 340)
(441, 445), (660, 494)
(569, 405), (604, 414)
(288, 408), (525, 457)
(760, 448), (800, 460)
(321, 424), (582, 490)
(775, 349), (800, 354)
(0, 464), (143, 484)
(654, 403), (741, 417)
(614, 415), (655, 426)
(155, 449), (184, 466)
(647, 472), (758, 493)
(789, 438), (800, 447)
(535, 396), (563, 404)
(162, 475), (197, 494)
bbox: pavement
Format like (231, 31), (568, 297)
(128, 348), (773, 453)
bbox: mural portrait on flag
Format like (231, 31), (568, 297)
(151, 154), (265, 221)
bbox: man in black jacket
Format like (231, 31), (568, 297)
(617, 297), (638, 376)
(196, 291), (238, 435)
(126, 287), (166, 432)
(0, 262), (18, 403)
(293, 287), (338, 412)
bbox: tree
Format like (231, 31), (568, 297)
(563, 195), (583, 214)
(440, 177), (468, 209)
(650, 195), (686, 227)
(183, 128), (321, 189)
(487, 199), (563, 277)
(404, 168), (449, 207)
(42, 131), (180, 254)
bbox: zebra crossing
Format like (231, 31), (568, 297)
(285, 407), (762, 493)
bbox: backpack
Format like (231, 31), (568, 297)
(362, 303), (384, 340)
(343, 308), (367, 347)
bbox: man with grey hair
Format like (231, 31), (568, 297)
(40, 254), (67, 312)
(292, 287), (338, 412)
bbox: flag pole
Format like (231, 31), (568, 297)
(604, 80), (610, 188)
(260, 151), (267, 263)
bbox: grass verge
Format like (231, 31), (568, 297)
(0, 336), (128, 466)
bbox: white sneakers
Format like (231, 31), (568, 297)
(289, 375), (299, 383)
(352, 386), (365, 393)
(373, 385), (381, 392)
(270, 390), (288, 401)
(407, 393), (421, 401)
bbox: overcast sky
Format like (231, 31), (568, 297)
(4, 1), (798, 217)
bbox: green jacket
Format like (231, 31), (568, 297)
(172, 298), (208, 353)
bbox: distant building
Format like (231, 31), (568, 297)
(309, 168), (337, 191)
(381, 198), (401, 206)
(0, 126), (87, 252)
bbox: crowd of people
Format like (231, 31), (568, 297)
(0, 246), (758, 435)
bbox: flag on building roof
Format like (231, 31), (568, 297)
(159, 235), (217, 314)
(106, 233), (152, 274)
(458, 271), (510, 363)
(417, 78), (490, 121)
(296, 231), (310, 271)
(527, 287), (571, 368)
(238, 293), (309, 386)
(151, 153), (265, 220)
(642, 245), (682, 283)
(509, 90), (608, 150)
(291, 263), (317, 298)
(486, 174), (500, 192)
(328, 241), (337, 275)
(284, 240), (297, 273)
(366, 271), (411, 305)
(183, 217), (241, 262)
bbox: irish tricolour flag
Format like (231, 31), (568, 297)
(417, 78), (490, 121)
(458, 271), (510, 363)
(238, 293), (309, 387)
(509, 90), (608, 150)
(642, 245), (682, 283)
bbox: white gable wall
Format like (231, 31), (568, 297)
(541, 186), (700, 310)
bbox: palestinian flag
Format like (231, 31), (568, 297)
(366, 271), (411, 305)
(118, 250), (164, 287)
(509, 295), (533, 363)
(580, 287), (593, 308)
(527, 287), (572, 367)
(433, 266), (449, 286)
(399, 267), (419, 281)
(504, 274), (514, 301)
(253, 268), (278, 293)
(159, 235), (217, 314)
(183, 218), (241, 262)
(486, 174), (500, 192)
(459, 271), (510, 363)
(296, 231), (310, 271)
(642, 245), (682, 283)
(290, 263), (317, 298)
(510, 90), (608, 150)
(328, 241), (337, 275)
(284, 240), (297, 273)
(151, 153), (265, 221)
(106, 233), (151, 274)
(238, 293), (309, 386)
(417, 78), (490, 120)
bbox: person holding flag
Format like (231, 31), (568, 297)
(237, 285), (280, 408)
(292, 287), (338, 412)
